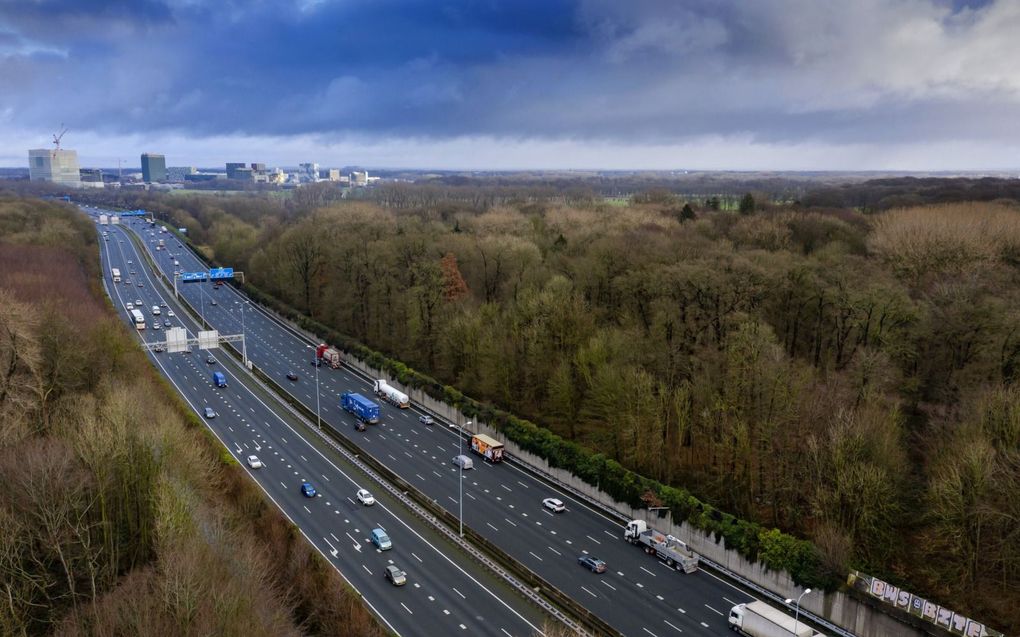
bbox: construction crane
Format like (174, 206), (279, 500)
(52, 124), (68, 151)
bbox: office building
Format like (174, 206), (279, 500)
(141, 153), (167, 182)
(232, 167), (254, 181)
(319, 168), (340, 181)
(167, 166), (197, 182)
(28, 148), (81, 187)
(250, 162), (266, 172)
(299, 162), (319, 182)
(351, 170), (368, 186)
(226, 162), (247, 179)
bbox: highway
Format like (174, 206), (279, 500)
(95, 217), (548, 637)
(113, 211), (757, 637)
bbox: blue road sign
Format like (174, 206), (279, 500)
(120, 210), (147, 216)
(180, 271), (208, 282)
(209, 267), (234, 280)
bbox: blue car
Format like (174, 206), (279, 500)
(301, 482), (317, 498)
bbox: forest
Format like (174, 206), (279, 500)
(70, 181), (1020, 633)
(0, 194), (383, 637)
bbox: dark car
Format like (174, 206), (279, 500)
(310, 359), (322, 367)
(286, 371), (298, 381)
(578, 555), (607, 573)
(384, 565), (406, 586)
(300, 482), (317, 498)
(206, 356), (216, 365)
(353, 420), (366, 432)
(137, 282), (144, 287)
(163, 319), (171, 327)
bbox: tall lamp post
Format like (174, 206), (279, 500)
(307, 345), (321, 429)
(236, 300), (249, 367)
(785, 588), (812, 636)
(459, 420), (472, 537)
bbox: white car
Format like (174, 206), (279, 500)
(135, 299), (142, 306)
(247, 455), (263, 469)
(126, 302), (134, 310)
(167, 310), (175, 317)
(543, 498), (566, 513)
(356, 489), (375, 506)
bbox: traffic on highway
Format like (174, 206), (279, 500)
(96, 215), (548, 637)
(98, 208), (760, 637)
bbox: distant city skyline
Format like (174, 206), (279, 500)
(2, 1), (1019, 171)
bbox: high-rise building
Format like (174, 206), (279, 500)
(319, 168), (340, 181)
(351, 170), (368, 186)
(250, 162), (266, 172)
(28, 149), (82, 187)
(141, 153), (167, 182)
(299, 162), (319, 182)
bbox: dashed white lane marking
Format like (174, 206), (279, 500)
(704, 604), (724, 616)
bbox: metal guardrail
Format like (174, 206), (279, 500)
(126, 227), (612, 637)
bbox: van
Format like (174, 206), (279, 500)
(370, 528), (392, 551)
(452, 455), (474, 470)
(212, 371), (227, 388)
(151, 305), (161, 315)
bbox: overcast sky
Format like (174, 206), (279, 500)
(1, 0), (1018, 170)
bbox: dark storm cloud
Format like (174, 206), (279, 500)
(1, 0), (1018, 149)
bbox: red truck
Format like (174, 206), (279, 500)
(315, 343), (342, 369)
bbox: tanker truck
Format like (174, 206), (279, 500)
(373, 379), (410, 408)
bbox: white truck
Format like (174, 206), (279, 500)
(373, 379), (410, 408)
(623, 520), (699, 573)
(728, 601), (815, 637)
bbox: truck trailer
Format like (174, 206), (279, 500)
(470, 434), (505, 463)
(623, 519), (699, 573)
(728, 601), (815, 637)
(315, 343), (342, 369)
(340, 392), (380, 424)
(373, 379), (410, 408)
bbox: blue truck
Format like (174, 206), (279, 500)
(212, 371), (227, 387)
(341, 392), (379, 425)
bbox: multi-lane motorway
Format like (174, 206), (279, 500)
(99, 209), (756, 637)
(97, 219), (548, 637)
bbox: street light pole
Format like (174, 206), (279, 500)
(459, 420), (471, 537)
(308, 345), (321, 429)
(239, 301), (247, 367)
(785, 588), (812, 636)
